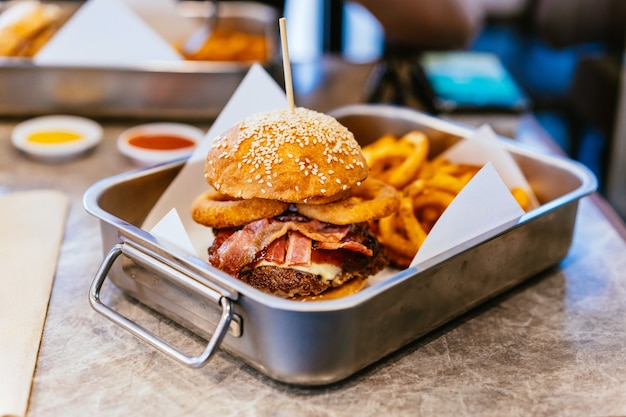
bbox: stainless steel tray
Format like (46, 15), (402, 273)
(0, 1), (279, 120)
(84, 104), (597, 385)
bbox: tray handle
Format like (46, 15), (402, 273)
(89, 243), (233, 368)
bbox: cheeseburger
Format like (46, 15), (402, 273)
(191, 107), (399, 299)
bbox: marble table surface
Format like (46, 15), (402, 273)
(2, 60), (626, 417)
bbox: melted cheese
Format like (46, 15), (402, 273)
(256, 260), (341, 282)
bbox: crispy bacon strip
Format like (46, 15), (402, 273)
(265, 235), (287, 264)
(215, 219), (279, 275)
(314, 239), (373, 256)
(285, 231), (312, 266)
(213, 217), (372, 276)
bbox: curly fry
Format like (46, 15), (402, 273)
(412, 189), (456, 209)
(511, 187), (530, 211)
(364, 130), (530, 268)
(398, 197), (427, 247)
(363, 131), (429, 189)
(384, 132), (429, 189)
(377, 215), (418, 259)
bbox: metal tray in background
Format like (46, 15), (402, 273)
(0, 1), (280, 120)
(84, 104), (597, 386)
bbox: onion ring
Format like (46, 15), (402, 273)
(191, 188), (289, 228)
(295, 178), (400, 225)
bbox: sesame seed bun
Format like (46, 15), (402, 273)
(204, 107), (368, 203)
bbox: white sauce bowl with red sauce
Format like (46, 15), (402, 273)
(117, 122), (205, 167)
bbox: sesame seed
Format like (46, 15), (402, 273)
(207, 107), (366, 194)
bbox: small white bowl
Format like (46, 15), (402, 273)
(117, 122), (205, 167)
(11, 115), (103, 162)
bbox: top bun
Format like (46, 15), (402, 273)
(204, 107), (368, 203)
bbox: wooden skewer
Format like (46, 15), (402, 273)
(279, 17), (295, 113)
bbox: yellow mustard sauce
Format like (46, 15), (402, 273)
(27, 130), (83, 145)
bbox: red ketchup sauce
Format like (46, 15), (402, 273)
(128, 134), (195, 151)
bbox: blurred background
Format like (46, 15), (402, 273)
(277, 0), (625, 217)
(1, 0), (624, 217)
